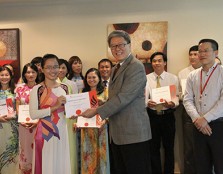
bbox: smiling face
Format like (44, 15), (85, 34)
(110, 37), (131, 62)
(0, 69), (11, 87)
(86, 71), (99, 90)
(58, 63), (68, 80)
(42, 58), (60, 81)
(25, 67), (38, 83)
(98, 61), (112, 80)
(189, 50), (201, 69)
(151, 55), (166, 75)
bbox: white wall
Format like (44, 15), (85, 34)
(1, 0), (223, 74)
(1, 0), (223, 173)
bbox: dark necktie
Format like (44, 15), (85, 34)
(112, 63), (120, 80)
(103, 80), (108, 87)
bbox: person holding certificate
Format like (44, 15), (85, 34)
(145, 52), (179, 174)
(79, 30), (152, 174)
(80, 68), (110, 174)
(58, 58), (78, 174)
(0, 65), (19, 174)
(29, 54), (71, 174)
(15, 63), (39, 174)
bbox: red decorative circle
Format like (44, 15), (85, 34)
(26, 117), (30, 122)
(84, 123), (89, 127)
(160, 98), (164, 102)
(76, 109), (82, 115)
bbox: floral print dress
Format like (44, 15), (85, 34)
(0, 89), (19, 174)
(15, 84), (36, 174)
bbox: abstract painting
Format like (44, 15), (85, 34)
(0, 28), (20, 82)
(107, 22), (168, 74)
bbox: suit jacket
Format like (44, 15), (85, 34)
(97, 54), (152, 145)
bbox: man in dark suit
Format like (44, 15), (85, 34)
(80, 30), (152, 174)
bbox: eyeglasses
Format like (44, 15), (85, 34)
(110, 43), (129, 50)
(44, 65), (59, 71)
(198, 49), (213, 54)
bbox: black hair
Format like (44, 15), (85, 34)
(0, 66), (15, 94)
(150, 52), (167, 62)
(58, 58), (71, 77)
(22, 63), (39, 84)
(31, 56), (43, 64)
(189, 45), (198, 54)
(198, 39), (218, 51)
(67, 56), (84, 80)
(98, 58), (113, 68)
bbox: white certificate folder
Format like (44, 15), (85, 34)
(65, 90), (102, 128)
(151, 85), (177, 104)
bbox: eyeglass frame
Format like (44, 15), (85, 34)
(43, 65), (60, 71)
(110, 42), (130, 50)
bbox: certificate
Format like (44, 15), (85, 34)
(0, 99), (8, 117)
(152, 85), (177, 104)
(0, 98), (16, 118)
(65, 90), (102, 128)
(18, 105), (38, 123)
(181, 79), (187, 95)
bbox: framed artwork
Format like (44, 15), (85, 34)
(0, 28), (20, 82)
(107, 22), (168, 74)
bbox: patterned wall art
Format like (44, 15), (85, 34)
(0, 28), (20, 82)
(107, 22), (168, 74)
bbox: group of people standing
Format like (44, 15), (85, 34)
(0, 29), (223, 174)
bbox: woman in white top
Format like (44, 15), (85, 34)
(29, 54), (71, 174)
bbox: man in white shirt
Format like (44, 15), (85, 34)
(98, 58), (113, 87)
(146, 52), (179, 174)
(178, 45), (201, 174)
(184, 39), (223, 174)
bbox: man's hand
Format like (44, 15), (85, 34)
(163, 100), (175, 108)
(194, 117), (212, 136)
(147, 100), (157, 108)
(79, 108), (97, 118)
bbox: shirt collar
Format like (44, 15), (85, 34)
(153, 71), (166, 80)
(202, 62), (218, 75)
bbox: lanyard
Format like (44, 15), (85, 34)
(200, 64), (218, 98)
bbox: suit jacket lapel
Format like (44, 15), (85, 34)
(110, 54), (133, 84)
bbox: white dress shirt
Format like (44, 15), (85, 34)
(183, 63), (223, 122)
(178, 65), (195, 100)
(145, 71), (179, 109)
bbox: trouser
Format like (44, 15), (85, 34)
(148, 109), (175, 174)
(193, 120), (223, 174)
(111, 140), (152, 174)
(182, 106), (196, 174)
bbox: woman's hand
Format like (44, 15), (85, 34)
(20, 122), (38, 129)
(51, 95), (66, 112)
(0, 115), (8, 122)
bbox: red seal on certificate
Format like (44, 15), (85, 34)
(160, 98), (164, 102)
(84, 123), (89, 127)
(26, 117), (30, 122)
(76, 109), (82, 115)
